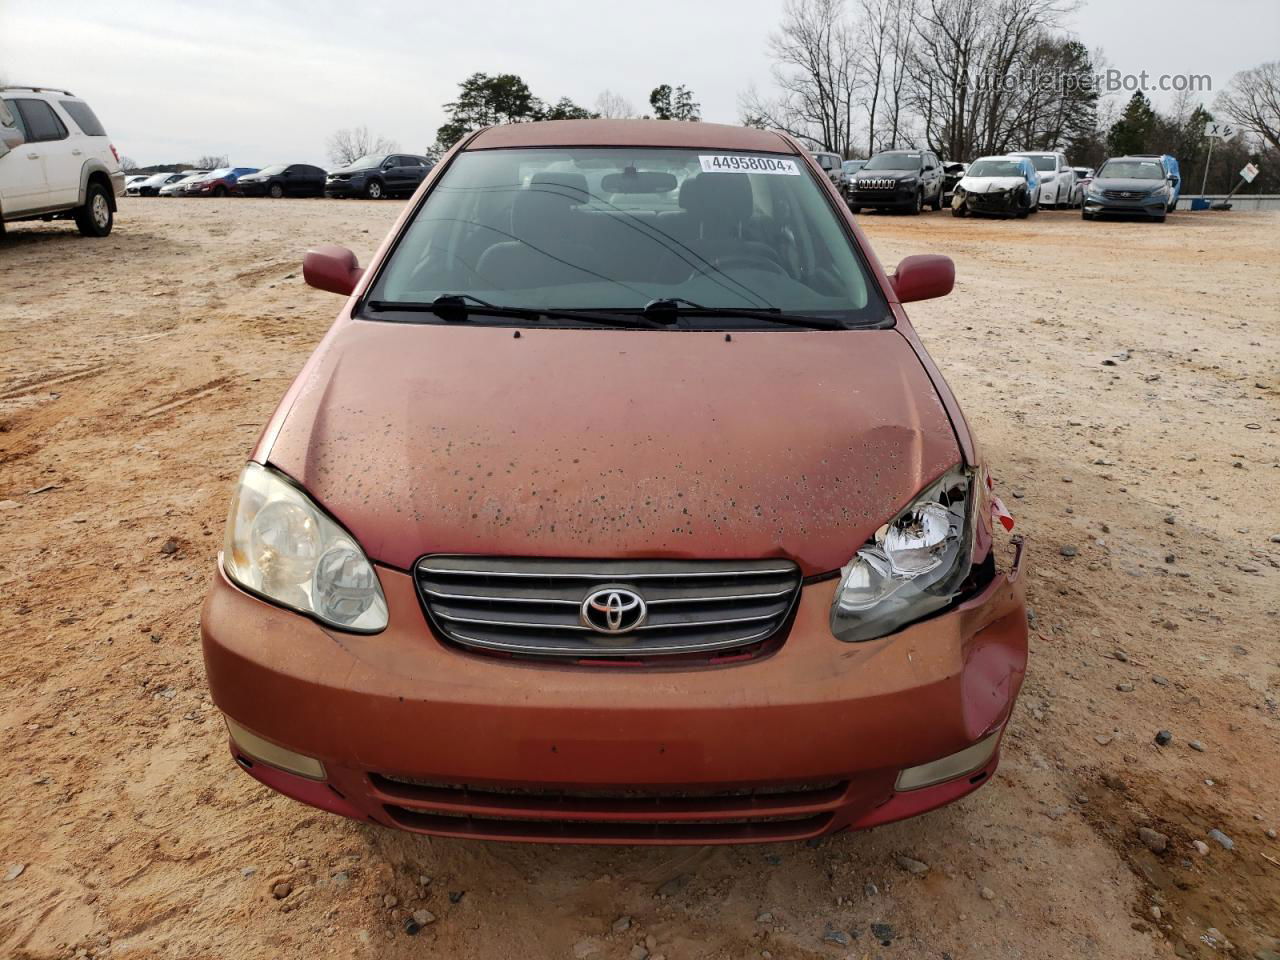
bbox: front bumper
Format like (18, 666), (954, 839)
(1083, 195), (1166, 218)
(954, 190), (1023, 216)
(201, 545), (1028, 844)
(848, 186), (918, 209)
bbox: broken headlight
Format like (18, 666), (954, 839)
(222, 462), (388, 632)
(830, 466), (975, 643)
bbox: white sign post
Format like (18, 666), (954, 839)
(1211, 162), (1261, 211)
(1204, 121), (1238, 142)
(1199, 121), (1240, 196)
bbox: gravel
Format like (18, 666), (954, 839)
(894, 854), (929, 875)
(1138, 827), (1169, 854)
(1208, 829), (1234, 850)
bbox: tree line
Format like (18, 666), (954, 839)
(326, 76), (701, 168)
(738, 0), (1278, 192)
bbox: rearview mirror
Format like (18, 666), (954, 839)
(890, 254), (954, 303)
(304, 245), (364, 296)
(601, 170), (678, 194)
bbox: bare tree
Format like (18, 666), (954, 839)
(1216, 61), (1280, 152)
(195, 154), (229, 169)
(881, 0), (918, 149)
(595, 89), (636, 119)
(118, 155), (139, 171)
(908, 0), (1078, 160)
(326, 126), (399, 167)
(740, 0), (863, 154)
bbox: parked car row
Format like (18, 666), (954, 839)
(123, 154), (435, 200)
(823, 145), (1181, 223)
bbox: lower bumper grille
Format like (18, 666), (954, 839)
(372, 774), (846, 842)
(415, 555), (802, 660)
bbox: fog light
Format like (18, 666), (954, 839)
(225, 716), (325, 780)
(895, 731), (1001, 791)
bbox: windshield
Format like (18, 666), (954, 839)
(347, 154), (384, 169)
(366, 148), (884, 328)
(842, 160), (864, 173)
(1020, 155), (1056, 172)
(1099, 159), (1164, 180)
(968, 160), (1026, 178)
(258, 165), (286, 176)
(862, 153), (921, 171)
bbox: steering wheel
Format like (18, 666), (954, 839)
(710, 254), (787, 275)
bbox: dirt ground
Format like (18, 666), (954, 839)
(0, 198), (1277, 960)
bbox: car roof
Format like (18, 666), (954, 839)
(465, 119), (792, 153)
(972, 155), (1028, 163)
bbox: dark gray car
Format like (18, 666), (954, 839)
(1082, 156), (1173, 222)
(324, 153), (433, 199)
(847, 149), (945, 214)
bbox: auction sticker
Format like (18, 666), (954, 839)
(699, 155), (801, 175)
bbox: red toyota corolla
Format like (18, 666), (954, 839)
(201, 119), (1027, 844)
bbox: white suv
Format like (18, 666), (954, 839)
(0, 85), (124, 237)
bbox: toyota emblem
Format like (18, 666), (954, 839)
(581, 587), (647, 634)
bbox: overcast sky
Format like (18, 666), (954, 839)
(2, 0), (1276, 167)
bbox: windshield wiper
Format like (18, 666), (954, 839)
(640, 298), (848, 330)
(365, 295), (660, 329)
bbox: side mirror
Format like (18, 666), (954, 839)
(890, 254), (954, 303)
(304, 245), (364, 296)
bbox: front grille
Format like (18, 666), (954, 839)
(371, 774), (846, 843)
(415, 555), (802, 660)
(856, 177), (899, 190)
(1103, 189), (1150, 200)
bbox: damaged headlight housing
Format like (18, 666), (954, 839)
(222, 462), (388, 632)
(830, 466), (975, 643)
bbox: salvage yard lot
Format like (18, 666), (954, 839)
(0, 200), (1277, 959)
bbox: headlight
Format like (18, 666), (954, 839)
(900, 176), (918, 186)
(222, 462), (388, 631)
(830, 466), (975, 643)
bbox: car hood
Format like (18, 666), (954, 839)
(266, 322), (961, 575)
(958, 175), (1026, 193)
(857, 169), (918, 179)
(1092, 177), (1162, 192)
